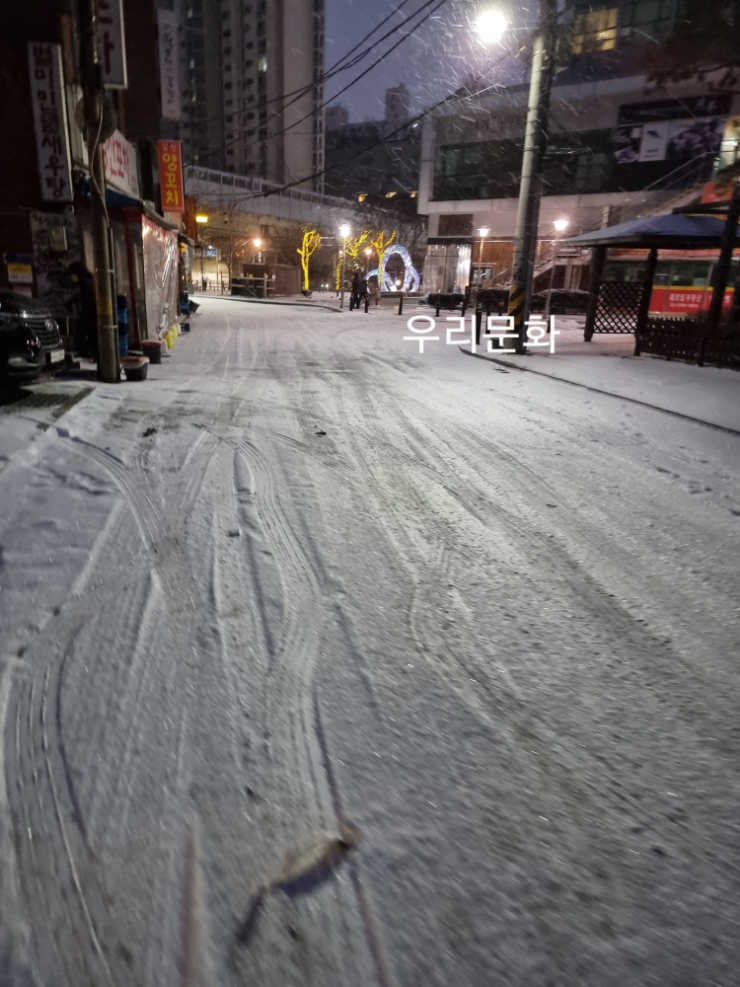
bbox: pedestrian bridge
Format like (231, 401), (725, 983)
(184, 166), (363, 226)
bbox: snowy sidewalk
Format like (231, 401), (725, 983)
(460, 319), (740, 434)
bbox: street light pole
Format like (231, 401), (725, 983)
(545, 219), (568, 319)
(506, 0), (558, 353)
(78, 0), (118, 382)
(339, 223), (350, 309)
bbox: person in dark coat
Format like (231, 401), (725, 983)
(350, 270), (361, 310)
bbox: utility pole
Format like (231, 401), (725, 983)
(507, 0), (557, 353)
(78, 0), (119, 382)
(707, 176), (740, 332)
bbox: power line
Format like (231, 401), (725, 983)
(186, 73), (514, 208)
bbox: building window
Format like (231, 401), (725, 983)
(618, 0), (675, 42)
(258, 56), (267, 72)
(572, 7), (618, 53)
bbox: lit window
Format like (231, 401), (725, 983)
(572, 7), (618, 53)
(258, 56), (267, 72)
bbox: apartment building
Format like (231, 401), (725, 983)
(179, 0), (325, 188)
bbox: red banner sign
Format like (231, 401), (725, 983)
(157, 140), (184, 213)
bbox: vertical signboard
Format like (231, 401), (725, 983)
(27, 43), (73, 203)
(158, 9), (181, 121)
(97, 0), (127, 88)
(157, 140), (185, 212)
(103, 130), (140, 198)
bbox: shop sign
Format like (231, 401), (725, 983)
(158, 9), (181, 121)
(157, 140), (185, 212)
(27, 42), (73, 203)
(104, 129), (140, 198)
(30, 209), (82, 318)
(613, 96), (731, 166)
(4, 254), (35, 284)
(97, 0), (127, 88)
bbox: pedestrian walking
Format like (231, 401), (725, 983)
(350, 270), (361, 310)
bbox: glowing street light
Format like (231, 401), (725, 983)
(546, 219), (570, 318)
(253, 237), (263, 248)
(339, 224), (351, 308)
(475, 8), (507, 44)
(476, 226), (490, 287)
(364, 246), (373, 274)
(195, 214), (209, 224)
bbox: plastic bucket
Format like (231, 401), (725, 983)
(141, 340), (162, 364)
(121, 356), (149, 381)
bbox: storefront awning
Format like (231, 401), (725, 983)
(563, 213), (740, 250)
(106, 186), (142, 210)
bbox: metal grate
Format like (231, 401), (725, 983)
(592, 281), (644, 334)
(24, 317), (62, 349)
(636, 317), (740, 370)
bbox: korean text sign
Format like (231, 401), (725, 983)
(157, 10), (181, 122)
(27, 42), (73, 203)
(157, 140), (185, 213)
(96, 0), (127, 88)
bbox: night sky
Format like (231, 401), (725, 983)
(324, 0), (529, 122)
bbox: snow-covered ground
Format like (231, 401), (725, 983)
(1, 296), (739, 986)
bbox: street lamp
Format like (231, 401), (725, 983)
(477, 226), (490, 286)
(253, 236), (263, 264)
(475, 8), (507, 44)
(364, 246), (373, 274)
(339, 223), (351, 309)
(195, 216), (210, 290)
(545, 219), (569, 319)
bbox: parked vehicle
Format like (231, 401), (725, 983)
(0, 290), (65, 387)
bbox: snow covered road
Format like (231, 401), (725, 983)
(1, 296), (739, 986)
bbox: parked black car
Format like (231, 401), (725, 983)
(0, 290), (65, 387)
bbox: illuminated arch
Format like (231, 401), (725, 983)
(379, 244), (421, 293)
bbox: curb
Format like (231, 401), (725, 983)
(459, 346), (740, 438)
(190, 293), (341, 314)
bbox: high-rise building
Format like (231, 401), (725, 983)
(325, 103), (349, 132)
(179, 0), (325, 189)
(384, 83), (409, 134)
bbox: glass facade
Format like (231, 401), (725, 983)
(433, 124), (719, 202)
(423, 244), (471, 294)
(572, 0), (680, 53)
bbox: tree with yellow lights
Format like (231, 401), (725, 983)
(297, 228), (321, 292)
(370, 230), (396, 261)
(334, 231), (371, 290)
